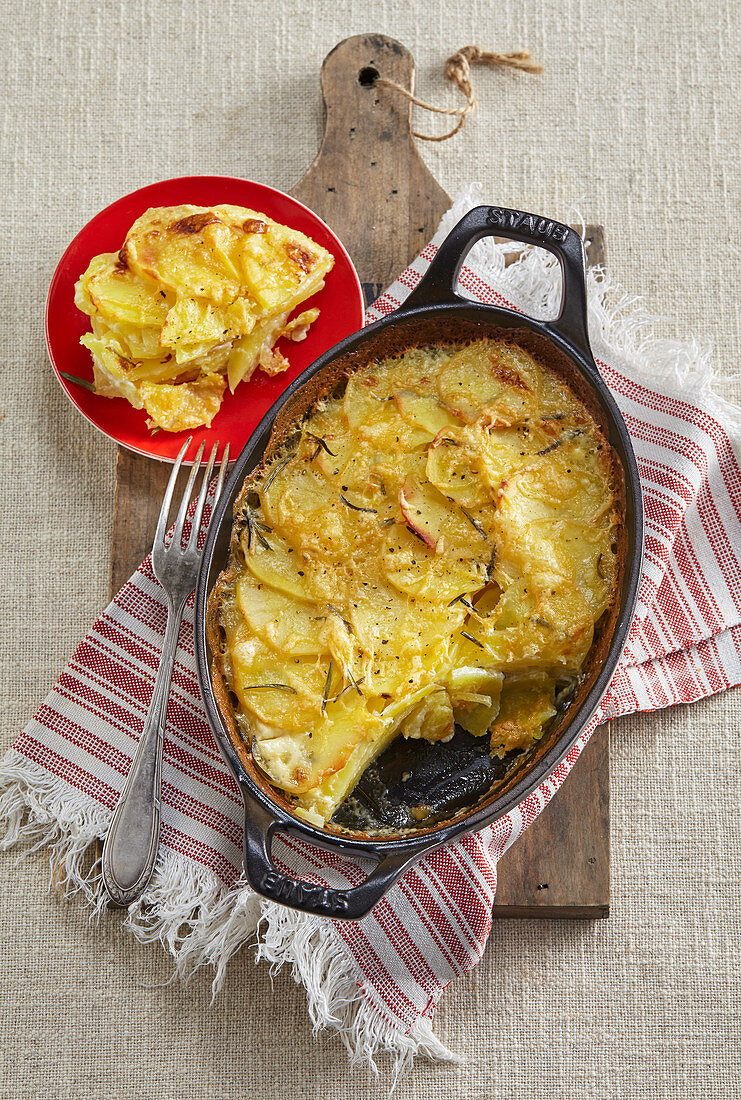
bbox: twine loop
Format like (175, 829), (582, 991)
(374, 45), (543, 141)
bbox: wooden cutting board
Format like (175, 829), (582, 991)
(110, 33), (610, 919)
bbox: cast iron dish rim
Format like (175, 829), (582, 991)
(194, 205), (644, 918)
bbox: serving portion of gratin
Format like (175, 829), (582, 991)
(74, 205), (334, 432)
(209, 340), (620, 828)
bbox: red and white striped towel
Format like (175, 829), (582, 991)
(3, 188), (741, 1071)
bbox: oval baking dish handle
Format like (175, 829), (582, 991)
(400, 204), (592, 360)
(242, 796), (428, 921)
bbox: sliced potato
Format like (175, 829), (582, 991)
(393, 390), (458, 437)
(399, 688), (454, 742)
(382, 522), (486, 601)
(160, 296), (255, 350)
(139, 372), (225, 432)
(246, 532), (312, 601)
(227, 627), (323, 731)
(235, 574), (326, 657)
(436, 340), (539, 424)
(76, 253), (170, 328)
(426, 429), (490, 509)
(489, 671), (556, 758)
(226, 312), (288, 391)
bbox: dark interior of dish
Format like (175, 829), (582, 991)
(204, 310), (632, 842)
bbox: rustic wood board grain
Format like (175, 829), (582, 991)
(109, 33), (610, 918)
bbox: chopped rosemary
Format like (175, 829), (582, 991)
(60, 371), (96, 393)
(461, 631), (485, 649)
(242, 683), (297, 693)
(340, 493), (377, 514)
(460, 506), (487, 538)
(262, 455), (291, 492)
(321, 661), (334, 712)
(380, 517), (395, 528)
(596, 552), (605, 579)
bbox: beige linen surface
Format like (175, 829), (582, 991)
(1, 1), (739, 1097)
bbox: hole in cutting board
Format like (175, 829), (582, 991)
(358, 66), (379, 87)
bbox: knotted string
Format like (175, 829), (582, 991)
(375, 46), (543, 141)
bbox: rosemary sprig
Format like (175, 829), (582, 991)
(536, 428), (583, 456)
(306, 432), (336, 461)
(340, 493), (377, 514)
(327, 604), (354, 635)
(332, 673), (365, 703)
(460, 506), (487, 539)
(60, 371), (96, 393)
(242, 683), (297, 693)
(449, 592), (486, 623)
(461, 630), (485, 649)
(321, 661), (334, 712)
(244, 509), (272, 552)
(262, 455), (291, 493)
(486, 545), (498, 581)
(536, 439), (563, 456)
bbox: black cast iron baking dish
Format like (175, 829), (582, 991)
(194, 205), (643, 921)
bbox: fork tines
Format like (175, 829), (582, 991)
(152, 440), (230, 581)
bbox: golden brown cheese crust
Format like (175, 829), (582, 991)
(207, 341), (621, 828)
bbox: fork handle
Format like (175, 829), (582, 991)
(102, 597), (185, 907)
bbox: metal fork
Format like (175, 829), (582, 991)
(101, 438), (230, 907)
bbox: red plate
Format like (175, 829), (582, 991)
(46, 176), (365, 462)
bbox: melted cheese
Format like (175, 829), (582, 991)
(214, 341), (620, 825)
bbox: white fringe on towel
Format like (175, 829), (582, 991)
(0, 747), (454, 1078)
(2, 184), (738, 1076)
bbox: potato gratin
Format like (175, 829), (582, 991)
(74, 205), (334, 432)
(209, 340), (620, 828)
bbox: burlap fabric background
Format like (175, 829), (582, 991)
(1, 1), (739, 1097)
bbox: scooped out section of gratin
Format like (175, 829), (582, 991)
(211, 341), (619, 828)
(74, 205), (333, 432)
